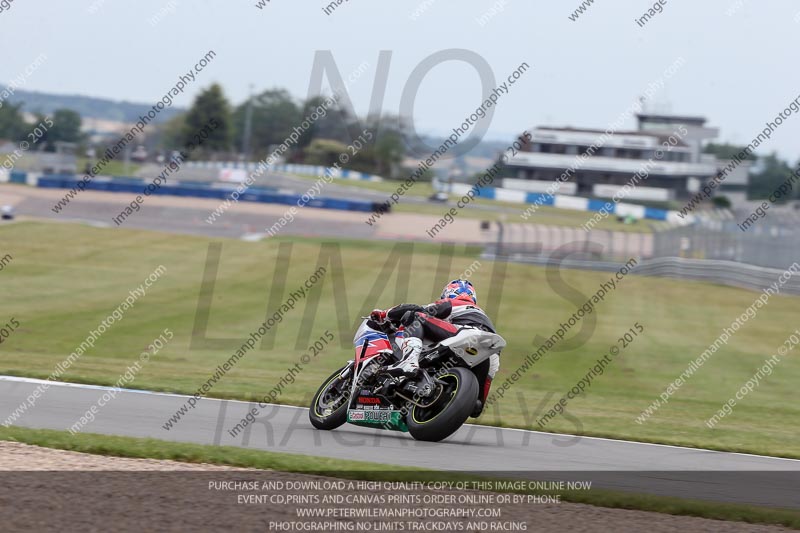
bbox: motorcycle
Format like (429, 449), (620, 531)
(308, 316), (506, 442)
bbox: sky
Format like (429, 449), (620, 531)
(1, 0), (799, 161)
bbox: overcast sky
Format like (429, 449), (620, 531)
(2, 0), (799, 161)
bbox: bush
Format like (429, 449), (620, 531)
(712, 195), (732, 209)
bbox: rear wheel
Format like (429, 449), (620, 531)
(406, 367), (478, 442)
(308, 366), (352, 430)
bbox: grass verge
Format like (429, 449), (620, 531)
(0, 222), (798, 458)
(1, 426), (798, 529)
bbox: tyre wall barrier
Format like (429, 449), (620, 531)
(30, 174), (379, 214)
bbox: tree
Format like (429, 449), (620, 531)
(303, 138), (348, 166)
(0, 102), (27, 141)
(749, 153), (794, 201)
(300, 96), (354, 148)
(233, 89), (301, 158)
(341, 115), (407, 178)
(183, 83), (232, 153)
(372, 131), (405, 177)
(703, 142), (757, 161)
(37, 109), (83, 151)
(296, 96), (327, 150)
(158, 113), (187, 150)
(712, 195), (732, 208)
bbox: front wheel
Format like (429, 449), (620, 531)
(406, 367), (478, 442)
(309, 366), (352, 430)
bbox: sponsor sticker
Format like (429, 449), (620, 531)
(357, 396), (381, 404)
(364, 410), (391, 422)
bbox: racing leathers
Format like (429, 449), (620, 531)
(374, 297), (500, 417)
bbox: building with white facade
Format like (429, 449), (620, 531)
(501, 114), (748, 205)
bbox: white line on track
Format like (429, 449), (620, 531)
(2, 375), (798, 463)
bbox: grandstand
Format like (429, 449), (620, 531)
(501, 114), (750, 205)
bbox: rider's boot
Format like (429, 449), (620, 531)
(386, 337), (422, 377)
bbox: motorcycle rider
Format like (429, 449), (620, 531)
(369, 279), (500, 417)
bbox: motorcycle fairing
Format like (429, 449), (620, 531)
(437, 328), (506, 367)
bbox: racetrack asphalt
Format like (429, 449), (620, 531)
(2, 376), (798, 509)
(0, 182), (489, 243)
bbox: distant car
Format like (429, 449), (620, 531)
(131, 145), (148, 163)
(1, 205), (14, 220)
(429, 191), (448, 203)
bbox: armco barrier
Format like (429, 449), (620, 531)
(30, 174), (380, 215)
(484, 253), (800, 296)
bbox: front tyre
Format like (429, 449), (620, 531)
(406, 367), (478, 442)
(309, 366), (352, 430)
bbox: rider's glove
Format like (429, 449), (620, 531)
(370, 309), (387, 323)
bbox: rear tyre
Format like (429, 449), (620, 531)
(308, 366), (352, 430)
(406, 367), (478, 442)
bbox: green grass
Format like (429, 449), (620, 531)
(0, 222), (798, 458)
(0, 425), (388, 472)
(2, 426), (798, 529)
(75, 157), (141, 177)
(291, 173), (437, 198)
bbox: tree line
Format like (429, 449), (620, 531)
(0, 83), (407, 180)
(148, 83), (406, 179)
(2, 83), (798, 200)
(704, 143), (800, 203)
